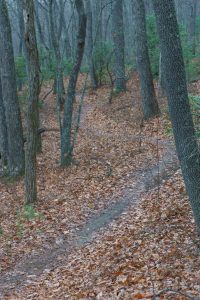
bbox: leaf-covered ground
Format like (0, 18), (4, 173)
(0, 74), (200, 299)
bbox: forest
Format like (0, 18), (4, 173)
(0, 0), (200, 299)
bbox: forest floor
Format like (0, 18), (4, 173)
(0, 74), (200, 299)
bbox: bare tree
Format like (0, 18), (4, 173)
(132, 0), (160, 119)
(49, 0), (65, 107)
(153, 0), (200, 232)
(85, 0), (98, 89)
(188, 0), (198, 55)
(0, 75), (8, 168)
(61, 0), (87, 166)
(24, 0), (40, 203)
(111, 0), (126, 91)
(0, 0), (24, 176)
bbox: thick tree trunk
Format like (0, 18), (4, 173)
(61, 0), (87, 166)
(0, 0), (24, 176)
(24, 0), (41, 204)
(158, 51), (165, 96)
(85, 0), (98, 89)
(111, 0), (126, 91)
(153, 0), (200, 232)
(133, 0), (160, 119)
(0, 75), (8, 168)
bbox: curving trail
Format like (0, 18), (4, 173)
(0, 76), (180, 298)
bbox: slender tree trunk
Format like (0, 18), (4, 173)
(132, 0), (160, 119)
(16, 0), (26, 91)
(49, 0), (65, 108)
(35, 0), (49, 51)
(61, 0), (87, 166)
(0, 75), (8, 168)
(0, 0), (24, 176)
(189, 0), (197, 55)
(111, 0), (126, 91)
(24, 0), (40, 204)
(153, 0), (200, 232)
(85, 0), (98, 89)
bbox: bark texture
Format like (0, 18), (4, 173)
(153, 0), (200, 232)
(0, 75), (8, 167)
(111, 0), (126, 91)
(61, 0), (87, 166)
(24, 0), (40, 203)
(49, 0), (65, 107)
(85, 0), (98, 89)
(188, 0), (197, 55)
(0, 0), (24, 176)
(133, 0), (159, 119)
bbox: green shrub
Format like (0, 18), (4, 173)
(146, 15), (160, 78)
(189, 94), (200, 137)
(15, 55), (26, 89)
(93, 41), (113, 85)
(63, 58), (73, 75)
(145, 16), (200, 81)
(16, 205), (44, 237)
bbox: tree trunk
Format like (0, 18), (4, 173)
(153, 0), (200, 232)
(61, 0), (87, 166)
(49, 0), (65, 108)
(158, 51), (165, 96)
(85, 0), (98, 89)
(188, 0), (197, 55)
(111, 0), (126, 91)
(0, 0), (24, 176)
(24, 0), (41, 204)
(35, 0), (49, 51)
(132, 0), (160, 119)
(0, 75), (8, 168)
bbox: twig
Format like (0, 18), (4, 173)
(42, 87), (53, 101)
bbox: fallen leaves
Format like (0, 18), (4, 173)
(1, 74), (200, 299)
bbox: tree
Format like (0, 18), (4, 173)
(61, 0), (87, 166)
(0, 0), (24, 176)
(111, 0), (126, 91)
(85, 0), (98, 89)
(16, 0), (26, 56)
(0, 75), (8, 168)
(188, 0), (198, 55)
(152, 0), (200, 232)
(132, 0), (159, 119)
(49, 0), (65, 107)
(24, 0), (41, 203)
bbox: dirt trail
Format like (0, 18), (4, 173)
(0, 134), (178, 297)
(0, 79), (180, 297)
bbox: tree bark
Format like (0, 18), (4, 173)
(153, 0), (200, 232)
(61, 0), (87, 166)
(85, 0), (98, 89)
(158, 51), (165, 96)
(111, 0), (126, 91)
(0, 0), (24, 176)
(188, 0), (197, 55)
(24, 0), (40, 204)
(132, 0), (160, 119)
(49, 0), (65, 107)
(0, 75), (8, 168)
